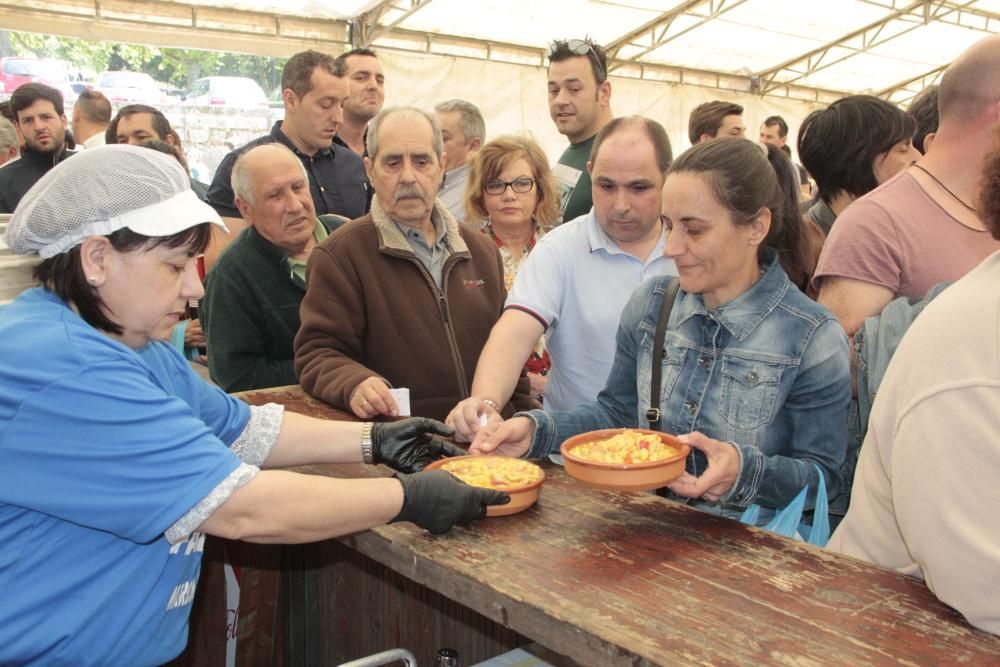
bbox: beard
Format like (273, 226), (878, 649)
(25, 131), (66, 156)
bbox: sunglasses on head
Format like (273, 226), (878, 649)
(552, 38), (607, 82)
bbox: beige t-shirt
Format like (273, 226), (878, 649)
(813, 171), (1000, 298)
(828, 250), (1000, 635)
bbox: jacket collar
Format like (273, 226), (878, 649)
(245, 221), (332, 291)
(674, 249), (789, 341)
(270, 121), (332, 158)
(806, 198), (837, 231)
(19, 145), (73, 166)
(370, 196), (469, 256)
(246, 224), (287, 263)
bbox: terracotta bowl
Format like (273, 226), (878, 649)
(559, 428), (690, 493)
(424, 455), (545, 516)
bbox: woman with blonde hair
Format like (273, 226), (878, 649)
(465, 134), (561, 288)
(465, 135), (561, 398)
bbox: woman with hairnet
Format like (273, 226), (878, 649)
(0, 144), (508, 666)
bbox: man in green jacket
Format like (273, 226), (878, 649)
(201, 143), (341, 392)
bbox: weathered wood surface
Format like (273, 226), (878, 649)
(241, 386), (1000, 667)
(306, 539), (526, 664)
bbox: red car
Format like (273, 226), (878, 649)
(0, 57), (75, 101)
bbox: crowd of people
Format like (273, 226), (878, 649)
(1, 32), (999, 665)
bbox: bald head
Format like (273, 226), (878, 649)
(231, 143), (317, 255)
(232, 143), (308, 206)
(591, 115), (673, 177)
(939, 35), (1000, 125)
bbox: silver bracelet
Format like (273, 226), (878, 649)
(360, 422), (374, 465)
(481, 398), (500, 412)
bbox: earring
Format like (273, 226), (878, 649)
(87, 276), (97, 286)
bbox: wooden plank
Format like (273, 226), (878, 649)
(330, 472), (1000, 666)
(315, 541), (525, 665)
(235, 386), (1000, 667)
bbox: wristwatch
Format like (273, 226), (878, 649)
(360, 422), (374, 464)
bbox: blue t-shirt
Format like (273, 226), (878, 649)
(0, 288), (250, 666)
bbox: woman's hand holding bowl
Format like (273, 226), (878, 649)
(667, 431), (740, 502)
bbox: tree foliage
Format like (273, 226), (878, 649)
(1, 31), (284, 92)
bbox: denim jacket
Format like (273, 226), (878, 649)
(830, 280), (952, 516)
(525, 253), (851, 521)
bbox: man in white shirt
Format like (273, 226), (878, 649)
(71, 90), (110, 150)
(447, 116), (677, 440)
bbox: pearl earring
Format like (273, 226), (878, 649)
(87, 276), (97, 286)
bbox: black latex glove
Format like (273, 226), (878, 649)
(371, 418), (466, 473)
(391, 470), (511, 534)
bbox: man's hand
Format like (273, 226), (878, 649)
(371, 418), (466, 473)
(392, 470), (510, 534)
(667, 432), (740, 502)
(468, 416), (535, 458)
(445, 397), (502, 443)
(182, 319), (206, 349)
(350, 377), (398, 418)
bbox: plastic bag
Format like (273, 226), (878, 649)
(739, 464), (829, 547)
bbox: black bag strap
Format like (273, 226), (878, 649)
(646, 278), (681, 431)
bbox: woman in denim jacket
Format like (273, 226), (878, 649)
(472, 138), (851, 523)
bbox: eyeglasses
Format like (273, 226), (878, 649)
(557, 38), (607, 83)
(485, 177), (535, 196)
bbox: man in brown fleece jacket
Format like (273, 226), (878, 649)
(294, 106), (532, 421)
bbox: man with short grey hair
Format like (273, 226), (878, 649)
(0, 117), (18, 166)
(296, 105), (532, 422)
(201, 143), (340, 392)
(435, 99), (485, 223)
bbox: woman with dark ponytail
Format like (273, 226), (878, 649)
(763, 142), (825, 296)
(473, 137), (851, 528)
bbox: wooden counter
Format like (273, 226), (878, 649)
(188, 386), (1000, 666)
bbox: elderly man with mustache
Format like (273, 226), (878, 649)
(295, 105), (533, 422)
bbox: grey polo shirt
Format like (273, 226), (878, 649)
(392, 210), (451, 290)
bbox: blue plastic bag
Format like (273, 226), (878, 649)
(739, 464), (830, 547)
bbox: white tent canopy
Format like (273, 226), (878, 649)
(2, 0), (996, 154)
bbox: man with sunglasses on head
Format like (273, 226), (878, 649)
(547, 37), (614, 224)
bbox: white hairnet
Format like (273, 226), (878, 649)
(5, 144), (225, 258)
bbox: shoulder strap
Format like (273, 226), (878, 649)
(646, 277), (681, 431)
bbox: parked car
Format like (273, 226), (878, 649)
(182, 76), (268, 109)
(0, 57), (75, 101)
(95, 70), (163, 106)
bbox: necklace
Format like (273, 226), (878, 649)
(911, 163), (978, 214)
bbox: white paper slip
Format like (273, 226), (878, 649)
(389, 388), (411, 416)
(478, 413), (489, 428)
